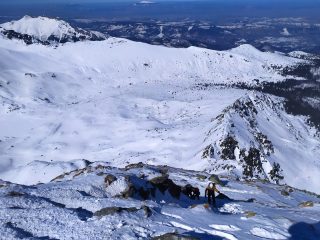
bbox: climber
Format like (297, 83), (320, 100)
(205, 182), (220, 206)
(193, 187), (200, 200)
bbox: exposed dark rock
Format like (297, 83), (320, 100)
(7, 191), (25, 197)
(254, 132), (274, 156)
(281, 189), (290, 196)
(269, 162), (284, 184)
(149, 174), (182, 199)
(245, 211), (257, 218)
(25, 73), (37, 77)
(202, 144), (214, 159)
(152, 232), (199, 240)
(1, 26), (106, 45)
(94, 205), (152, 217)
(149, 174), (170, 185)
(208, 174), (222, 185)
(196, 174), (207, 181)
(104, 174), (117, 186)
(120, 177), (136, 199)
(220, 136), (238, 160)
(241, 147), (264, 179)
(299, 201), (314, 208)
(159, 165), (169, 175)
(2, 30), (34, 44)
(125, 162), (145, 170)
(233, 98), (258, 117)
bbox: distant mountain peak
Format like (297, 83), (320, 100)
(0, 16), (106, 45)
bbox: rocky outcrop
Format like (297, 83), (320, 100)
(220, 136), (238, 160)
(204, 93), (290, 184)
(208, 174), (222, 185)
(152, 233), (199, 240)
(299, 201), (314, 208)
(94, 205), (152, 217)
(106, 176), (135, 198)
(202, 144), (214, 159)
(104, 174), (117, 186)
(149, 174), (182, 199)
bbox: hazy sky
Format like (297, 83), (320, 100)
(1, 0), (319, 22)
(1, 0), (318, 4)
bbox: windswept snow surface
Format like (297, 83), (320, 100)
(0, 17), (319, 196)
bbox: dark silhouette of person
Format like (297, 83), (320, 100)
(205, 182), (220, 205)
(183, 184), (200, 200)
(193, 187), (200, 200)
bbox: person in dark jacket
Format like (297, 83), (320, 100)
(205, 182), (220, 205)
(193, 187), (200, 200)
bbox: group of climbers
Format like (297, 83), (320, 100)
(183, 182), (221, 206)
(104, 174), (221, 206)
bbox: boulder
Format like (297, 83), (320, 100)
(159, 166), (169, 175)
(281, 189), (290, 196)
(104, 174), (117, 186)
(106, 176), (135, 198)
(299, 201), (314, 208)
(208, 174), (222, 185)
(152, 233), (199, 240)
(125, 162), (144, 170)
(149, 174), (169, 185)
(196, 174), (207, 181)
(149, 175), (181, 199)
(94, 205), (152, 217)
(244, 211), (256, 218)
(94, 207), (131, 216)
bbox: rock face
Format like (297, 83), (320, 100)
(220, 136), (238, 160)
(0, 16), (106, 45)
(202, 144), (214, 159)
(202, 92), (320, 193)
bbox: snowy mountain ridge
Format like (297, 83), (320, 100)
(202, 92), (320, 193)
(0, 16), (106, 45)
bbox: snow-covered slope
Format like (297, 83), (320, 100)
(0, 17), (319, 196)
(0, 16), (106, 45)
(0, 163), (319, 239)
